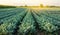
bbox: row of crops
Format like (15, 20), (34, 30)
(18, 10), (36, 35)
(0, 8), (28, 35)
(34, 10), (60, 27)
(32, 9), (60, 35)
(0, 8), (60, 35)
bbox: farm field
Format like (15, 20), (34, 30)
(0, 8), (60, 35)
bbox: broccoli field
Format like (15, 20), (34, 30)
(0, 8), (60, 35)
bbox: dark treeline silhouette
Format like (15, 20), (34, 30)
(0, 5), (16, 8)
(0, 4), (60, 8)
(46, 5), (60, 8)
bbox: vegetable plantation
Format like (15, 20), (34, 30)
(0, 8), (60, 35)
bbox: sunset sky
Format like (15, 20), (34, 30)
(0, 0), (60, 6)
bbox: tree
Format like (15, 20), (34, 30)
(40, 4), (43, 7)
(25, 5), (27, 7)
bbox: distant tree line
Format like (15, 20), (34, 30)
(0, 5), (16, 8)
(47, 6), (60, 8)
(40, 4), (60, 8)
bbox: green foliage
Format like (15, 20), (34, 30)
(18, 11), (36, 35)
(0, 8), (60, 35)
